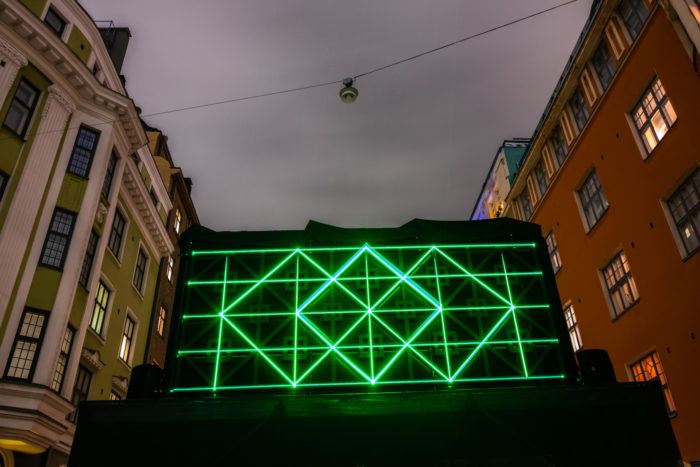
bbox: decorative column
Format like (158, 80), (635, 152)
(0, 85), (75, 352)
(0, 38), (27, 104)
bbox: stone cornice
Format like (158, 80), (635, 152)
(43, 83), (76, 119)
(0, 34), (26, 66)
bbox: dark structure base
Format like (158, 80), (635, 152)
(69, 382), (680, 467)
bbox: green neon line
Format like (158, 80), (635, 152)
(190, 243), (537, 256)
(213, 257), (228, 391)
(366, 254), (374, 381)
(451, 307), (514, 380)
(294, 255), (299, 385)
(221, 316), (293, 384)
(176, 339), (560, 355)
(187, 271), (543, 286)
(502, 253), (528, 378)
(434, 255), (451, 378)
(434, 248), (512, 307)
(295, 348), (333, 384)
(297, 250), (368, 310)
(221, 250), (297, 315)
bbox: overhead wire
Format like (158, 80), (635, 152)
(0, 0), (578, 141)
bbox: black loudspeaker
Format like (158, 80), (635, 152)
(576, 349), (616, 384)
(127, 364), (163, 399)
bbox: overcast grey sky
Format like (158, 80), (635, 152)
(80, 0), (593, 231)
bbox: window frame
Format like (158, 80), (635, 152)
(107, 208), (127, 259)
(569, 87), (590, 132)
(43, 6), (67, 38)
(78, 229), (99, 288)
(549, 127), (568, 168)
(601, 250), (640, 319)
(629, 351), (676, 416)
(563, 304), (582, 352)
(118, 313), (137, 366)
(533, 160), (549, 198)
(0, 169), (10, 203)
(101, 150), (118, 199)
(545, 232), (562, 274)
(89, 279), (111, 336)
(519, 190), (533, 221)
(66, 126), (100, 179)
(39, 207), (77, 270)
(174, 208), (182, 235)
(630, 77), (677, 157)
(665, 168), (700, 259)
(4, 308), (49, 382)
(576, 170), (609, 232)
(157, 306), (167, 337)
(591, 41), (617, 91)
(166, 255), (174, 282)
(618, 0), (649, 41)
(68, 365), (92, 423)
(132, 246), (148, 294)
(50, 325), (75, 393)
(2, 78), (40, 139)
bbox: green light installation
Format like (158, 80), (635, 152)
(172, 243), (566, 392)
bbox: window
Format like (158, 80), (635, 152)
(50, 326), (74, 392)
(550, 127), (568, 168)
(89, 280), (110, 335)
(3, 79), (39, 138)
(43, 7), (66, 37)
(174, 208), (182, 234)
(630, 352), (676, 415)
(563, 305), (582, 352)
(40, 208), (76, 269)
(578, 170), (608, 230)
(667, 168), (700, 257)
(533, 160), (549, 197)
(545, 232), (562, 273)
(67, 126), (100, 178)
(569, 87), (590, 132)
(4, 309), (48, 381)
(68, 365), (91, 423)
(618, 0), (649, 41)
(119, 316), (135, 363)
(591, 42), (616, 90)
(157, 306), (166, 336)
(133, 247), (148, 292)
(519, 191), (533, 220)
(166, 255), (174, 282)
(78, 230), (99, 288)
(109, 391), (121, 401)
(101, 151), (118, 199)
(149, 187), (158, 207)
(602, 251), (639, 318)
(108, 209), (126, 257)
(0, 169), (9, 202)
(632, 77), (677, 154)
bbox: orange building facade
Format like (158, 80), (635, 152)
(502, 0), (700, 461)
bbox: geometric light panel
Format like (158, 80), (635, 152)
(170, 243), (566, 393)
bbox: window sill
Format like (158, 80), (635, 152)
(37, 262), (65, 273)
(86, 325), (106, 345)
(106, 247), (122, 268)
(131, 283), (145, 300)
(610, 298), (640, 323)
(681, 245), (699, 263)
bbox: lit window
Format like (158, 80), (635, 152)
(667, 168), (700, 257)
(67, 126), (100, 178)
(40, 208), (76, 269)
(157, 306), (166, 336)
(132, 248), (148, 292)
(3, 79), (39, 138)
(519, 190), (533, 221)
(545, 232), (561, 273)
(50, 326), (74, 392)
(174, 208), (182, 234)
(630, 351), (676, 415)
(166, 255), (174, 282)
(101, 151), (118, 199)
(68, 365), (91, 423)
(591, 42), (616, 90)
(602, 251), (639, 318)
(549, 127), (568, 168)
(119, 316), (135, 363)
(632, 77), (677, 154)
(108, 209), (126, 257)
(90, 281), (110, 335)
(109, 391), (121, 401)
(618, 0), (649, 41)
(5, 309), (48, 381)
(79, 230), (99, 288)
(569, 87), (590, 132)
(563, 305), (582, 352)
(43, 7), (66, 37)
(578, 170), (608, 230)
(0, 169), (9, 202)
(533, 160), (549, 197)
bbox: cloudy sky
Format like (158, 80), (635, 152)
(80, 0), (593, 232)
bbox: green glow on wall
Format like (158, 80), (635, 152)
(172, 243), (566, 392)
